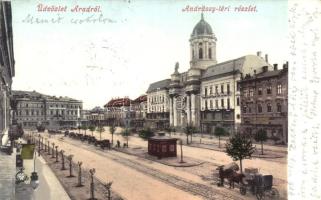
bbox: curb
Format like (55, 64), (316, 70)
(112, 148), (204, 168)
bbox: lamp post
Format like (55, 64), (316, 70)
(51, 143), (55, 158)
(179, 139), (184, 163)
(47, 140), (50, 155)
(89, 168), (96, 200)
(30, 148), (39, 190)
(55, 146), (59, 162)
(44, 138), (47, 152)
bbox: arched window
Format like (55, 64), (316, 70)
(258, 104), (262, 113)
(267, 103), (272, 112)
(277, 103), (282, 112)
(192, 49), (195, 59)
(209, 48), (212, 59)
(199, 48), (203, 59)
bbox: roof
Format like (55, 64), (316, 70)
(104, 97), (132, 107)
(132, 95), (147, 103)
(239, 68), (288, 82)
(202, 55), (272, 80)
(191, 14), (213, 36)
(12, 90), (80, 102)
(146, 79), (171, 93)
(148, 135), (178, 141)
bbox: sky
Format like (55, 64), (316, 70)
(11, 0), (288, 109)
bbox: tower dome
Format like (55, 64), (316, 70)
(191, 13), (213, 36)
(189, 14), (217, 69)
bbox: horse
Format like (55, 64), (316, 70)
(217, 166), (234, 187)
(228, 171), (246, 189)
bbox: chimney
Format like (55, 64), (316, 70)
(256, 51), (262, 57)
(273, 64), (278, 71)
(283, 61), (288, 70)
(262, 66), (268, 72)
(265, 54), (268, 63)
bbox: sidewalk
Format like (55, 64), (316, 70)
(0, 151), (15, 200)
(15, 151), (70, 200)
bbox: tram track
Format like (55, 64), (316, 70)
(46, 135), (251, 200)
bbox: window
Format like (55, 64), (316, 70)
(237, 97), (240, 106)
(258, 88), (263, 95)
(26, 110), (29, 115)
(237, 83), (240, 91)
(26, 104), (28, 108)
(237, 114), (240, 119)
(192, 50), (195, 59)
(267, 103), (272, 112)
(267, 86), (272, 94)
(199, 48), (203, 59)
(215, 100), (218, 108)
(243, 106), (247, 113)
(249, 89), (254, 97)
(227, 84), (230, 94)
(205, 87), (208, 96)
(209, 48), (212, 59)
(277, 103), (282, 112)
(221, 84), (224, 93)
(209, 86), (213, 95)
(244, 89), (248, 97)
(258, 104), (262, 113)
(215, 85), (218, 94)
(277, 84), (282, 94)
(248, 106), (252, 113)
(205, 100), (208, 110)
(210, 100), (213, 109)
(221, 99), (224, 108)
(227, 98), (230, 109)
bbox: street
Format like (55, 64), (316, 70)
(37, 128), (287, 200)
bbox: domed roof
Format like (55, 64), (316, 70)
(191, 14), (213, 36)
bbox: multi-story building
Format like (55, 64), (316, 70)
(0, 1), (15, 146)
(239, 63), (288, 143)
(167, 14), (272, 134)
(131, 95), (147, 129)
(87, 106), (105, 126)
(12, 90), (83, 129)
(200, 54), (272, 134)
(104, 97), (132, 127)
(146, 79), (171, 129)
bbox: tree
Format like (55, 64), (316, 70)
(214, 126), (226, 148)
(139, 128), (154, 140)
(97, 126), (105, 141)
(183, 125), (195, 144)
(164, 126), (173, 137)
(254, 129), (268, 155)
(225, 134), (255, 173)
(109, 125), (116, 145)
(89, 125), (96, 137)
(121, 128), (130, 147)
(81, 125), (88, 136)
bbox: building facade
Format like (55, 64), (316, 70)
(0, 1), (15, 146)
(146, 79), (171, 130)
(12, 90), (83, 129)
(167, 14), (272, 134)
(239, 63), (288, 143)
(104, 97), (132, 127)
(131, 95), (147, 129)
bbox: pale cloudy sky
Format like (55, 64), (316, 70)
(11, 0), (287, 109)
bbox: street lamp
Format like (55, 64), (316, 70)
(30, 148), (39, 190)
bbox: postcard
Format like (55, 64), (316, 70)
(1, 0), (320, 200)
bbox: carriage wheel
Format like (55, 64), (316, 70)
(240, 186), (246, 195)
(264, 188), (280, 199)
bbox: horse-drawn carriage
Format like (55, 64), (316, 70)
(216, 163), (279, 200)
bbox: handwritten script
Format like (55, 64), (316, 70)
(288, 1), (321, 200)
